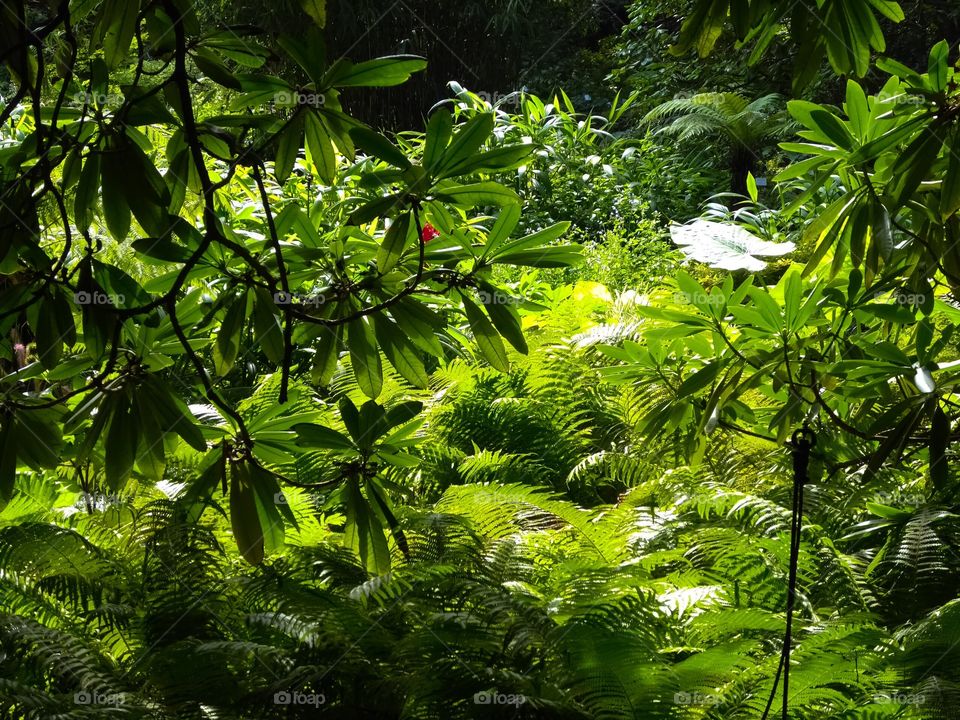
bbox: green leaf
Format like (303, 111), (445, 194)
(863, 407), (924, 483)
(274, 204), (323, 247)
(434, 181), (519, 207)
(339, 396), (361, 441)
(941, 127), (960, 220)
(372, 313), (429, 388)
(859, 302), (916, 323)
(730, 0), (750, 38)
(489, 220), (570, 259)
(74, 153), (100, 230)
(312, 325), (342, 386)
(348, 316), (383, 398)
(214, 292), (248, 376)
(385, 400), (423, 429)
(677, 362), (722, 398)
(434, 113), (494, 177)
(801, 191), (860, 275)
(350, 126), (411, 169)
(423, 109), (453, 172)
(92, 259), (152, 310)
(482, 204), (521, 258)
(347, 193), (403, 225)
(274, 111), (303, 184)
(131, 237), (194, 263)
(100, 150), (131, 241)
(15, 410), (63, 470)
(325, 55), (426, 88)
(844, 79), (870, 138)
(459, 291), (509, 372)
(927, 40), (949, 92)
(252, 288), (284, 365)
(376, 212), (410, 274)
(250, 483), (286, 554)
(118, 141), (174, 239)
(366, 476), (409, 556)
(672, 0), (727, 57)
(140, 375), (207, 452)
(299, 0), (326, 27)
(135, 401), (167, 482)
(294, 423), (356, 450)
(477, 282), (527, 354)
(230, 463), (265, 565)
(181, 449), (226, 520)
(305, 111), (336, 183)
(250, 462), (297, 531)
(388, 298), (444, 357)
(774, 156), (834, 182)
(33, 295), (64, 369)
(343, 477), (390, 572)
(104, 393), (138, 491)
(867, 0), (904, 22)
(888, 125), (943, 206)
(782, 269), (803, 330)
(847, 115), (927, 164)
(443, 143), (533, 176)
(62, 148), (83, 190)
(930, 404), (951, 492)
(491, 245), (583, 268)
(76, 258), (115, 360)
(192, 47), (241, 89)
(746, 171), (758, 203)
(96, 0), (140, 69)
(787, 100), (855, 150)
(675, 270), (710, 314)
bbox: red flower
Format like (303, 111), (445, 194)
(420, 223), (440, 244)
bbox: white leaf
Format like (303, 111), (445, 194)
(670, 219), (795, 272)
(913, 364), (935, 394)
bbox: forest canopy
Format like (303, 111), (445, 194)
(2, 0), (960, 718)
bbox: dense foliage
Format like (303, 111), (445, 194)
(2, 0), (960, 718)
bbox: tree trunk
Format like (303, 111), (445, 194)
(730, 146), (755, 201)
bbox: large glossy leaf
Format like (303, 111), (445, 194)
(670, 220), (795, 272)
(213, 293), (248, 376)
(348, 316), (383, 398)
(324, 56), (426, 88)
(460, 291), (509, 372)
(96, 0), (139, 69)
(433, 182), (519, 208)
(230, 463), (265, 566)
